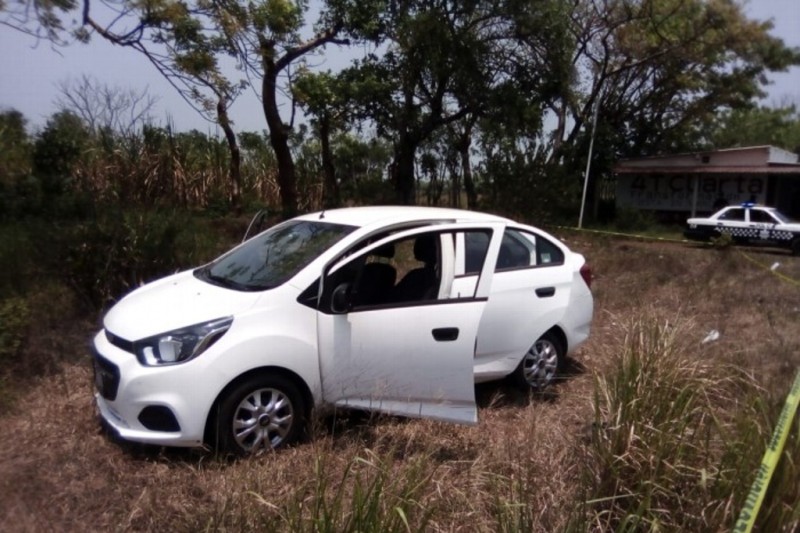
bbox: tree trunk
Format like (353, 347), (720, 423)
(393, 134), (417, 205)
(262, 63), (298, 218)
(216, 98), (242, 215)
(319, 116), (339, 208)
(457, 124), (477, 209)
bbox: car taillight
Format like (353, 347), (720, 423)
(579, 263), (592, 289)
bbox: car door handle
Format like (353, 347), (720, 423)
(536, 287), (556, 298)
(432, 328), (459, 341)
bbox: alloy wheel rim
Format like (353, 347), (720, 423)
(522, 339), (558, 389)
(232, 388), (294, 452)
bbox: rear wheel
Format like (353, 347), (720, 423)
(215, 375), (305, 455)
(791, 237), (800, 256)
(513, 331), (565, 391)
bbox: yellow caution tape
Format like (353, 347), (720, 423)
(737, 251), (800, 288)
(733, 370), (800, 533)
(550, 225), (689, 244)
(550, 226), (800, 288)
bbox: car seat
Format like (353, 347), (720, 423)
(353, 244), (396, 306)
(393, 235), (439, 302)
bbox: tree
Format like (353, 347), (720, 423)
(0, 0), (85, 43)
(81, 0), (248, 213)
(0, 109), (31, 186)
(32, 110), (90, 198)
(342, 0), (506, 204)
(55, 75), (158, 137)
(81, 0), (364, 217)
(708, 105), (800, 153)
(552, 0), (800, 163)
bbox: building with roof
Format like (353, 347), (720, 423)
(613, 145), (800, 218)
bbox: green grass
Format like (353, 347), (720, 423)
(573, 312), (799, 531)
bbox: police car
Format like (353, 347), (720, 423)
(685, 203), (800, 255)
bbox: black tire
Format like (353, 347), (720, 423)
(215, 374), (305, 455)
(513, 331), (565, 391)
(791, 238), (800, 256)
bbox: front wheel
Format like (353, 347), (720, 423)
(791, 237), (800, 256)
(215, 375), (305, 455)
(513, 332), (565, 391)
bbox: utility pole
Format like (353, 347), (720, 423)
(578, 99), (600, 229)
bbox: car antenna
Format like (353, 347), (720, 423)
(319, 210), (325, 220)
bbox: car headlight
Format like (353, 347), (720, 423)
(133, 317), (233, 366)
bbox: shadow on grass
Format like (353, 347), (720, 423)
(474, 355), (587, 408)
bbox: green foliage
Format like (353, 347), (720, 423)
(611, 207), (659, 232)
(711, 231), (733, 249)
(32, 110), (90, 201)
(0, 109), (31, 185)
(479, 152), (581, 224)
(60, 209), (221, 310)
(0, 297), (30, 366)
(709, 105), (800, 152)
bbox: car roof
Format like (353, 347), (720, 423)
(294, 206), (512, 228)
(721, 204), (775, 211)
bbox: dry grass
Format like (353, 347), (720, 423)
(1, 236), (799, 532)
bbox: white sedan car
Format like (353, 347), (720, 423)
(92, 206), (593, 454)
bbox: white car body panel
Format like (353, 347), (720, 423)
(103, 271), (261, 341)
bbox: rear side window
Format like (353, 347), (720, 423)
(464, 229), (565, 274)
(749, 210), (777, 224)
(535, 236), (564, 265)
(464, 231), (490, 275)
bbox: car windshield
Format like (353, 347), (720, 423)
(195, 220), (356, 291)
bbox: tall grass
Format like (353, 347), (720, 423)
(185, 447), (436, 532)
(575, 312), (799, 531)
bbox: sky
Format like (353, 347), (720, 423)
(1, 0), (798, 135)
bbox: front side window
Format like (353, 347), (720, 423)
(718, 208), (745, 221)
(196, 220), (355, 291)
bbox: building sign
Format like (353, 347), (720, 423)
(616, 174), (766, 211)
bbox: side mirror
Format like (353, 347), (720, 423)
(330, 282), (353, 314)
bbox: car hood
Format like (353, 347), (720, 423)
(103, 270), (262, 341)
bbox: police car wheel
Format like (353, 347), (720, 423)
(792, 238), (800, 256)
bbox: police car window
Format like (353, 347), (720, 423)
(718, 208), (744, 221)
(749, 210), (777, 224)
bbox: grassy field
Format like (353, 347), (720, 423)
(0, 232), (798, 532)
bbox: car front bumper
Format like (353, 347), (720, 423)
(92, 331), (216, 448)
